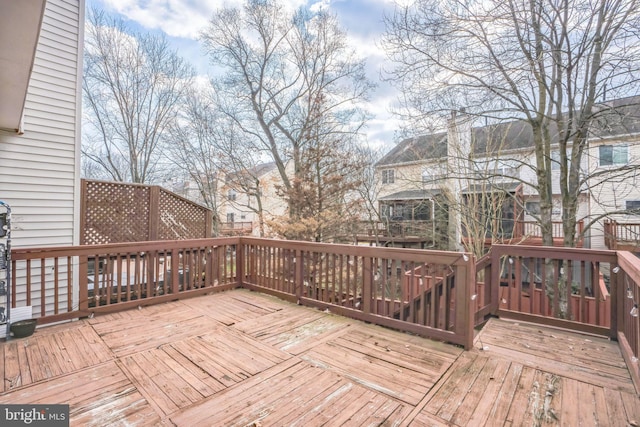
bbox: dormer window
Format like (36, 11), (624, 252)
(382, 169), (395, 184)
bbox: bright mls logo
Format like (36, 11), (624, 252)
(0, 405), (69, 426)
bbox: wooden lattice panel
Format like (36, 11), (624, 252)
(81, 179), (211, 245)
(82, 180), (151, 245)
(158, 189), (208, 240)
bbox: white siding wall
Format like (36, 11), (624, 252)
(0, 0), (83, 320)
(0, 0), (83, 249)
(587, 137), (640, 249)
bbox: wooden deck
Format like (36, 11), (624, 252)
(0, 289), (637, 426)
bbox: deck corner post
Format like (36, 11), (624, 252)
(455, 253), (475, 350)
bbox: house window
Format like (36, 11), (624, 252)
(382, 169), (395, 184)
(228, 189), (237, 201)
(226, 213), (234, 223)
(551, 150), (561, 171)
(626, 201), (640, 214)
(422, 169), (445, 183)
(599, 145), (628, 166)
(414, 201), (432, 221)
(525, 201), (540, 215)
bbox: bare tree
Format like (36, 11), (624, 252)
(82, 8), (194, 183)
(267, 94), (368, 242)
(165, 84), (223, 231)
(383, 0), (640, 246)
(201, 0), (372, 234)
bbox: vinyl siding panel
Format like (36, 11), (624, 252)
(0, 0), (82, 252)
(587, 138), (640, 249)
(0, 0), (83, 317)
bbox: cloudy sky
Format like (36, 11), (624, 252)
(86, 0), (403, 151)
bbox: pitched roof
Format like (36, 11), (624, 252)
(376, 132), (447, 166)
(225, 162), (278, 184)
(378, 189), (442, 201)
(377, 96), (640, 167)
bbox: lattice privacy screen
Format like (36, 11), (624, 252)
(81, 179), (212, 245)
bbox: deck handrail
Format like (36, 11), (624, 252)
(614, 251), (640, 391)
(9, 237), (640, 389)
(10, 237), (476, 349)
(239, 237), (476, 349)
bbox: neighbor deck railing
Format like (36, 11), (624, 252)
(518, 220), (584, 240)
(604, 220), (640, 250)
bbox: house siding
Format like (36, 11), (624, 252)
(0, 0), (83, 320)
(0, 0), (82, 251)
(587, 137), (640, 249)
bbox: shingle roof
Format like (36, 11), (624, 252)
(376, 132), (447, 166)
(378, 189), (442, 201)
(377, 96), (640, 166)
(225, 162), (278, 184)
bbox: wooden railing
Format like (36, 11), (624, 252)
(239, 238), (476, 349)
(357, 220), (436, 239)
(604, 220), (640, 250)
(219, 221), (253, 236)
(11, 238), (239, 323)
(489, 245), (616, 335)
(518, 220), (584, 239)
(9, 237), (640, 384)
(485, 244), (639, 392)
(615, 251), (640, 390)
(10, 237), (476, 349)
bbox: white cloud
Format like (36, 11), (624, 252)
(309, 0), (331, 12)
(101, 0), (309, 39)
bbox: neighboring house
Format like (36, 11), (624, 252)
(0, 0), (85, 328)
(0, 0), (84, 248)
(375, 96), (640, 251)
(162, 174), (218, 210)
(221, 162), (289, 237)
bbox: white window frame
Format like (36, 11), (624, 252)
(599, 144), (629, 167)
(382, 169), (395, 184)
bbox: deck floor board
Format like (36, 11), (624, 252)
(0, 290), (636, 426)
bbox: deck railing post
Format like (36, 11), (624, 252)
(79, 254), (88, 313)
(171, 248), (179, 295)
(490, 246), (502, 315)
(454, 253), (475, 350)
(236, 238), (244, 288)
(295, 249), (303, 302)
(611, 257), (622, 340)
(362, 257), (372, 314)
